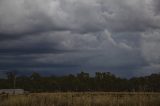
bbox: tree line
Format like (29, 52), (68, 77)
(0, 71), (160, 92)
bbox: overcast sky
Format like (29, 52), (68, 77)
(0, 0), (160, 78)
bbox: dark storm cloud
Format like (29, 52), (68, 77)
(0, 0), (160, 77)
(0, 48), (71, 55)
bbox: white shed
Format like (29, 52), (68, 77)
(0, 89), (24, 94)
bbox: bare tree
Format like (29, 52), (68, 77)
(6, 70), (17, 89)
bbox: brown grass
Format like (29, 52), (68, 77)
(0, 92), (160, 106)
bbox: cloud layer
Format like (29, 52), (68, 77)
(0, 0), (160, 77)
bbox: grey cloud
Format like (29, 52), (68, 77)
(0, 0), (156, 36)
(0, 0), (160, 77)
(153, 0), (160, 14)
(141, 29), (160, 64)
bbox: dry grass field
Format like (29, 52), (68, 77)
(0, 92), (160, 106)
